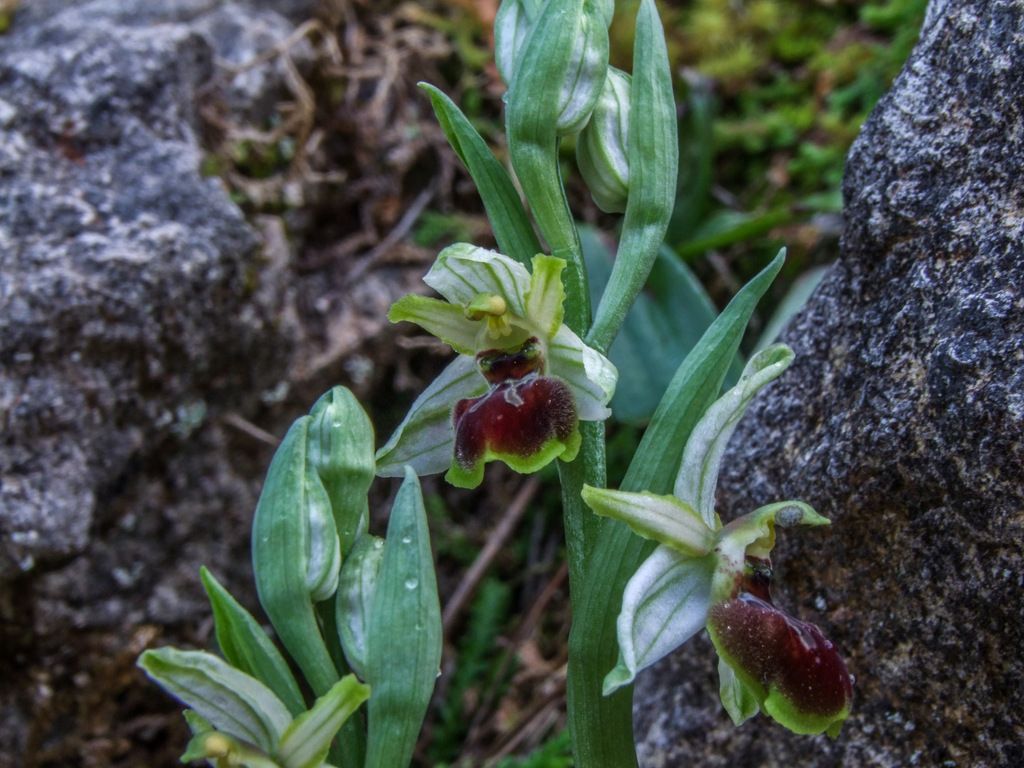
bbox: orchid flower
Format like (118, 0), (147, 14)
(582, 344), (853, 737)
(376, 244), (617, 489)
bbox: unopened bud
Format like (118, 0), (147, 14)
(494, 0), (543, 86)
(555, 0), (611, 135)
(576, 66), (631, 212)
(500, 0), (611, 136)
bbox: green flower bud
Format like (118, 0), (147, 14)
(494, 0), (543, 86)
(500, 0), (611, 136)
(576, 67), (631, 213)
(307, 386), (375, 556)
(555, 0), (611, 135)
(335, 534), (385, 679)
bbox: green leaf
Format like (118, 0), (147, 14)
(334, 535), (384, 679)
(307, 386), (376, 557)
(666, 76), (714, 244)
(567, 249), (784, 768)
(582, 229), (723, 425)
(674, 209), (791, 261)
(418, 83), (541, 267)
(138, 648), (291, 753)
(625, 249), (786, 495)
(277, 676), (370, 768)
(364, 469), (443, 768)
(674, 344), (795, 528)
(587, 0), (679, 353)
(753, 265), (829, 352)
(251, 417), (339, 696)
(200, 567), (306, 717)
(602, 546), (714, 695)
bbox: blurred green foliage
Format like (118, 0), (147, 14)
(609, 0), (926, 298)
(431, 578), (513, 764)
(494, 730), (573, 767)
(660, 0), (927, 207)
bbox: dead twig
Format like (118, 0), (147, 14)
(442, 477), (541, 634)
(221, 413), (280, 446)
(345, 184), (437, 284)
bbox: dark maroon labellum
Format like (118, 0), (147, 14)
(477, 337), (544, 383)
(708, 587), (853, 720)
(452, 374), (576, 470)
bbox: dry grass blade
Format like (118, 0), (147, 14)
(442, 477), (541, 635)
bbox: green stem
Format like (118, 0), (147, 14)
(559, 421), (606, 597)
(506, 0), (590, 335)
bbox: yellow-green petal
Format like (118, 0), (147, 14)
(388, 294), (480, 355)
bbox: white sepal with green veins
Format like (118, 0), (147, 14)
(602, 545), (715, 695)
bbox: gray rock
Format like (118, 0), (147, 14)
(0, 0), (299, 579)
(634, 1), (1024, 766)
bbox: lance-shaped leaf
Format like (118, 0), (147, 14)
(335, 534), (384, 679)
(376, 356), (486, 477)
(307, 386), (376, 556)
(675, 344), (795, 528)
(602, 546), (714, 695)
(277, 675), (371, 768)
(200, 567), (306, 717)
(364, 469), (443, 768)
(583, 229), (729, 425)
(252, 417), (339, 696)
(623, 250), (787, 495)
(581, 486), (715, 556)
(588, 0), (679, 353)
(418, 83), (541, 267)
(138, 648), (291, 753)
